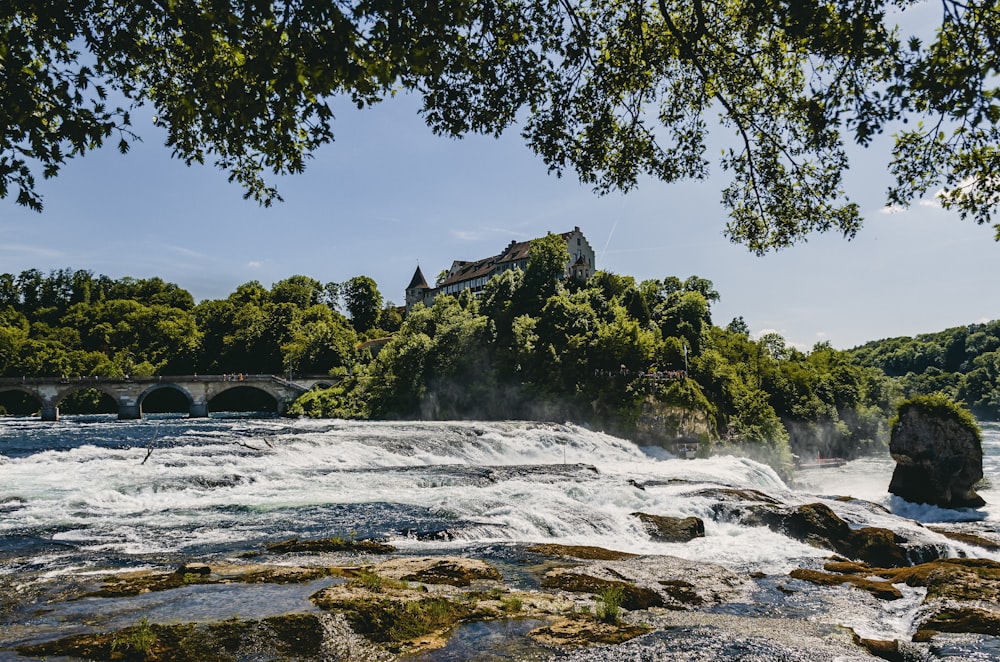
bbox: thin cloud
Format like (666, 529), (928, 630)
(246, 261), (263, 269)
(0, 243), (66, 259)
(163, 244), (210, 259)
(878, 204), (906, 215)
(451, 227), (529, 242)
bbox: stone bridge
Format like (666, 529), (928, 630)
(0, 374), (338, 421)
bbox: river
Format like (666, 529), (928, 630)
(2, 416), (999, 660)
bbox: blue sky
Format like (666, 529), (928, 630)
(2, 85), (997, 351)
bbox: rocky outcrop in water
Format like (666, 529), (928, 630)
(888, 396), (985, 509)
(698, 489), (943, 567)
(790, 557), (1000, 644)
(537, 553), (749, 612)
(631, 513), (705, 543)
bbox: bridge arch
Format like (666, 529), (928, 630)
(134, 383), (196, 417)
(207, 384), (282, 414)
(0, 385), (44, 416)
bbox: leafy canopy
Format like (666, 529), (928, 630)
(3, 1), (999, 250)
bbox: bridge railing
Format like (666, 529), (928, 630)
(0, 374), (331, 386)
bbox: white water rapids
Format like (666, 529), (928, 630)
(2, 417), (999, 659)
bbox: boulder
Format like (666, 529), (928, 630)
(630, 513), (705, 543)
(714, 501), (919, 567)
(762, 503), (913, 567)
(888, 397), (985, 509)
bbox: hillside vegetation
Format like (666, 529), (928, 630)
(849, 321), (1000, 420)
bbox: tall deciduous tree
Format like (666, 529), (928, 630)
(5, 2), (997, 249)
(342, 276), (383, 333)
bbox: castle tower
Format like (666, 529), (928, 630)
(405, 265), (431, 311)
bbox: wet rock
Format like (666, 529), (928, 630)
(928, 525), (1000, 552)
(914, 607), (1000, 641)
(692, 487), (784, 505)
(657, 579), (704, 606)
(792, 557), (1000, 642)
(788, 568), (903, 600)
(88, 570), (217, 597)
(631, 512), (705, 543)
(528, 615), (650, 647)
(86, 563), (340, 598)
(314, 593), (477, 651)
(235, 566), (338, 584)
(878, 557), (1000, 603)
(400, 527), (458, 542)
(888, 396), (985, 509)
(175, 562), (211, 575)
(852, 634), (905, 662)
(525, 543), (638, 561)
(373, 557), (502, 587)
(310, 573), (494, 654)
(720, 501), (918, 567)
(541, 569), (665, 610)
(539, 555), (747, 611)
(16, 613), (336, 661)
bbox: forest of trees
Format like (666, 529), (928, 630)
(1, 237), (994, 476)
(0, 268), (398, 411)
(849, 322), (1000, 420)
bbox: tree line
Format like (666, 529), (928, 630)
(849, 321), (1000, 420)
(0, 268), (397, 384)
(3, 240), (994, 476)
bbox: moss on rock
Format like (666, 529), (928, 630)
(373, 557), (503, 587)
(525, 543), (638, 561)
(528, 614), (651, 647)
(540, 569), (665, 610)
(16, 614), (327, 661)
(914, 607), (1000, 641)
(789, 568), (903, 600)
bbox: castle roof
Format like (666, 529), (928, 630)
(434, 228), (585, 289)
(407, 265), (430, 290)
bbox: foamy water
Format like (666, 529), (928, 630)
(2, 418), (997, 572)
(2, 417), (999, 657)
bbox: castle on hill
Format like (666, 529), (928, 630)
(405, 227), (596, 311)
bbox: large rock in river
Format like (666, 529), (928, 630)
(888, 396), (985, 509)
(631, 512), (705, 543)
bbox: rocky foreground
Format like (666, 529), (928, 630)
(6, 489), (1000, 661)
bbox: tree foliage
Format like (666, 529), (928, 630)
(342, 276), (383, 333)
(850, 320), (1000, 419)
(0, 268), (356, 379)
(4, 2), (998, 248)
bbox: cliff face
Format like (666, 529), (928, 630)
(628, 398), (714, 448)
(888, 402), (985, 509)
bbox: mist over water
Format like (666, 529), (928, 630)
(2, 416), (999, 657)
